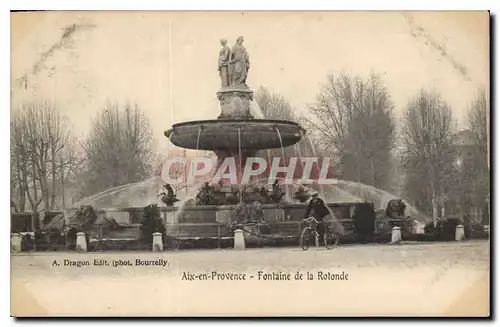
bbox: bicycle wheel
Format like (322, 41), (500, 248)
(300, 227), (313, 251)
(324, 228), (340, 250)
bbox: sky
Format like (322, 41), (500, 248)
(10, 11), (489, 153)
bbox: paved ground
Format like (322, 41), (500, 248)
(11, 240), (490, 316)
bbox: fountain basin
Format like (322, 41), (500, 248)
(165, 119), (304, 150)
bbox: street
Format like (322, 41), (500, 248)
(11, 240), (490, 316)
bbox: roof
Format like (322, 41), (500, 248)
(453, 130), (475, 147)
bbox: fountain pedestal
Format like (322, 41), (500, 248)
(217, 88), (254, 119)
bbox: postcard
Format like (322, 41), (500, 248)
(10, 10), (490, 317)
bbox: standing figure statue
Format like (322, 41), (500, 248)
(218, 39), (231, 88)
(229, 36), (250, 87)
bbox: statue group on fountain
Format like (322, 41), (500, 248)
(195, 181), (243, 206)
(294, 185), (312, 203)
(194, 178), (287, 206)
(195, 181), (217, 205)
(218, 36), (250, 89)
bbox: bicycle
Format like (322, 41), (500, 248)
(300, 216), (340, 251)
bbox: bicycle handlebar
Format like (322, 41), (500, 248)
(303, 216), (319, 224)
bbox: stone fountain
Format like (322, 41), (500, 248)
(165, 36), (304, 206)
(24, 38), (430, 249)
(67, 36), (426, 247)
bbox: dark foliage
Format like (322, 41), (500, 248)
(140, 204), (166, 244)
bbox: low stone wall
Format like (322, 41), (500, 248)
(278, 203), (356, 222)
(95, 224), (142, 240)
(101, 208), (131, 224)
(125, 208), (144, 224)
(174, 206), (218, 223)
(327, 204), (353, 220)
(280, 204), (306, 221)
(165, 222), (231, 239)
(262, 205), (285, 222)
(10, 201), (375, 250)
(268, 221), (302, 237)
(11, 212), (39, 233)
(159, 204), (302, 225)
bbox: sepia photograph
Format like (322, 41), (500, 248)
(9, 10), (490, 317)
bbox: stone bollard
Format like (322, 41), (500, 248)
(233, 229), (245, 250)
(153, 232), (164, 252)
(391, 226), (402, 244)
(455, 224), (465, 241)
(11, 233), (22, 253)
(76, 232), (87, 252)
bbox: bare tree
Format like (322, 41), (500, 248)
(303, 74), (364, 157)
(11, 117), (31, 212)
(467, 88), (489, 166)
(462, 89), (490, 222)
(255, 86), (295, 120)
(11, 101), (79, 212)
(400, 89), (456, 220)
(80, 101), (154, 196)
(254, 86), (317, 159)
(428, 88), (489, 222)
(303, 73), (396, 191)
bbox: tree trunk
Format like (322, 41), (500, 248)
(17, 158), (27, 211)
(31, 211), (38, 233)
(31, 158), (38, 231)
(50, 144), (57, 209)
(60, 156), (65, 209)
(41, 150), (50, 210)
(431, 182), (438, 224)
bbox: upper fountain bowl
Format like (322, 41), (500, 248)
(165, 119), (304, 150)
